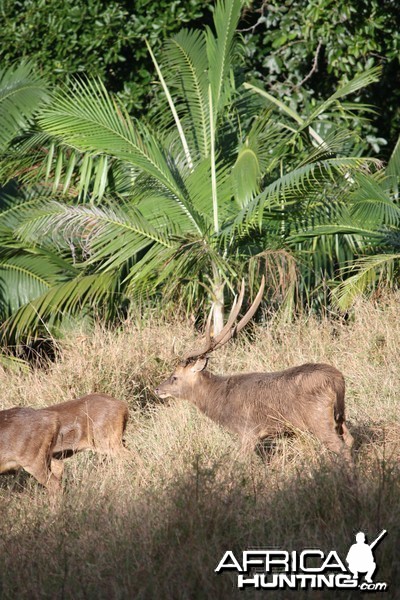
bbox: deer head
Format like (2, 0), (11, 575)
(155, 277), (265, 399)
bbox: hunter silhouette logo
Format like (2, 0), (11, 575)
(346, 530), (387, 587)
(215, 530), (388, 591)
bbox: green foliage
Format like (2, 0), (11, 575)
(2, 62), (381, 339)
(0, 62), (48, 150)
(0, 0), (211, 113)
(292, 137), (400, 309)
(2, 0), (398, 151)
(0, 185), (78, 335)
(0, 0), (398, 343)
(240, 0), (400, 156)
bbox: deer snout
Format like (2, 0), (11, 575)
(154, 386), (169, 399)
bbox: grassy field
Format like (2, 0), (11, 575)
(0, 296), (399, 599)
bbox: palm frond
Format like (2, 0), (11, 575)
(146, 39), (194, 170)
(333, 254), (400, 310)
(3, 271), (116, 342)
(301, 68), (381, 129)
(231, 144), (261, 208)
(0, 250), (75, 315)
(184, 157), (234, 227)
(349, 173), (400, 226)
(0, 62), (49, 150)
(15, 201), (175, 270)
(244, 68), (381, 150)
(243, 83), (303, 125)
(385, 134), (400, 197)
(233, 157), (379, 230)
(164, 29), (210, 159)
(206, 0), (242, 121)
(38, 78), (187, 200)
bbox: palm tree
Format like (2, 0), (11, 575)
(0, 64), (72, 344)
(0, 0), (382, 341)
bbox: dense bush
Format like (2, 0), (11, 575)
(2, 0), (399, 152)
(0, 0), (398, 346)
(0, 0), (211, 112)
(240, 0), (400, 156)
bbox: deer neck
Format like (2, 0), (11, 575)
(187, 370), (226, 421)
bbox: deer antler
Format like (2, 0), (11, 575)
(182, 276), (265, 362)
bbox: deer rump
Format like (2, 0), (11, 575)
(42, 393), (129, 457)
(0, 407), (61, 494)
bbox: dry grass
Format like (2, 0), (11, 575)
(0, 296), (399, 599)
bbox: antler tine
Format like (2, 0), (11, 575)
(234, 275), (265, 336)
(210, 279), (245, 348)
(182, 304), (214, 362)
(181, 277), (264, 363)
(212, 277), (265, 349)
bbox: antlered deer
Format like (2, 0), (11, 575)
(0, 407), (61, 495)
(41, 394), (129, 463)
(155, 278), (354, 460)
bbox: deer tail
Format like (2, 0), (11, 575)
(333, 373), (346, 430)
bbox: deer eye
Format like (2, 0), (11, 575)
(171, 376), (178, 382)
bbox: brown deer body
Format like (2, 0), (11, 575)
(156, 360), (353, 458)
(155, 279), (354, 460)
(0, 407), (61, 495)
(42, 393), (129, 458)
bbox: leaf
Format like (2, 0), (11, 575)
(164, 28), (210, 159)
(231, 145), (261, 208)
(333, 254), (400, 310)
(3, 272), (116, 343)
(206, 0), (242, 123)
(0, 62), (49, 150)
(385, 134), (400, 197)
(146, 38), (194, 170)
(38, 78), (187, 201)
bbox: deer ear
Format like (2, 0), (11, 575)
(190, 357), (208, 373)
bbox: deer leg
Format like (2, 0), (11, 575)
(51, 458), (64, 480)
(93, 422), (128, 457)
(315, 427), (353, 464)
(23, 461), (61, 497)
(341, 423), (354, 449)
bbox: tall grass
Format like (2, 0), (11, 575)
(0, 296), (399, 598)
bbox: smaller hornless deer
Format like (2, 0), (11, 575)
(155, 278), (354, 460)
(0, 407), (61, 495)
(41, 394), (129, 461)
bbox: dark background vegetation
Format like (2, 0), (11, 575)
(1, 0), (399, 152)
